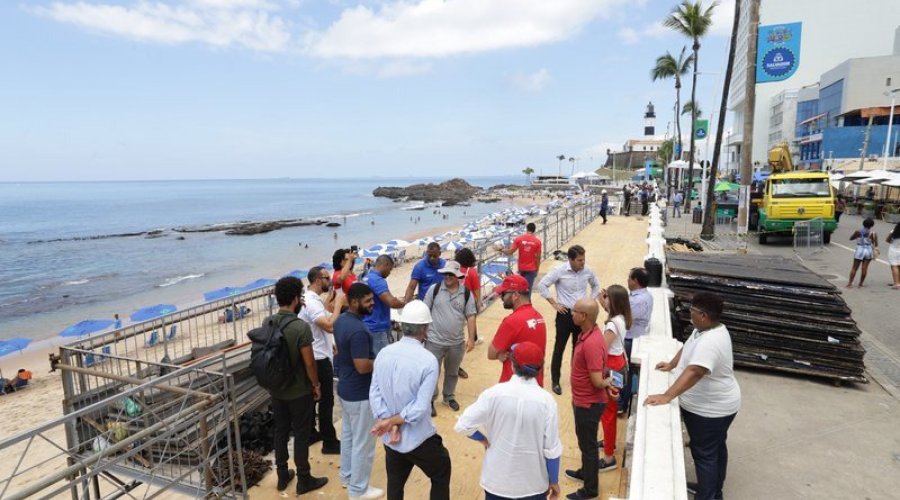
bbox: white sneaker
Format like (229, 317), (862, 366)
(349, 486), (384, 499)
(474, 337), (484, 345)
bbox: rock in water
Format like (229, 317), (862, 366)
(373, 178), (483, 205)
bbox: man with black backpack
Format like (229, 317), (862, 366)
(422, 260), (477, 415)
(250, 276), (328, 495)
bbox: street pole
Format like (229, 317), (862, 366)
(737, 0), (760, 235)
(883, 89), (898, 169)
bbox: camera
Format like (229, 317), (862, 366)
(350, 245), (358, 253)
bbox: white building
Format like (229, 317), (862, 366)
(767, 88), (798, 152)
(727, 0), (900, 168)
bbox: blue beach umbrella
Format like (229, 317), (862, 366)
(203, 287), (244, 302)
(59, 319), (115, 338)
(241, 278), (277, 291)
(317, 262), (334, 271)
(130, 304), (177, 322)
(0, 338), (33, 357)
(285, 270), (308, 279)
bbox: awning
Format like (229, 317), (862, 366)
(799, 113), (826, 126)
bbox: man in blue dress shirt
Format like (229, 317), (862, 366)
(370, 300), (451, 500)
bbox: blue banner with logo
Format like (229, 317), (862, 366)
(756, 22), (801, 83)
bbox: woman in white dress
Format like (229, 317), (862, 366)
(887, 222), (900, 289)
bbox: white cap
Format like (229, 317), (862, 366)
(400, 300), (432, 325)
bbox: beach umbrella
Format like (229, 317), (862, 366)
(241, 278), (276, 291)
(386, 239), (411, 247)
(441, 241), (464, 252)
(0, 338), (33, 357)
(714, 181), (740, 192)
(285, 269), (308, 279)
(317, 262), (334, 271)
(130, 304), (177, 322)
(59, 319), (115, 338)
(361, 249), (381, 259)
(203, 286), (244, 302)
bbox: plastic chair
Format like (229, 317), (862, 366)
(166, 325), (177, 341)
(145, 331), (159, 347)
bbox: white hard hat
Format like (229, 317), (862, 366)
(400, 300), (432, 324)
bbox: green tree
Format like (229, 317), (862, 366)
(665, 0), (718, 209)
(556, 154), (566, 178)
(681, 100), (702, 117)
(658, 138), (675, 166)
(651, 46), (693, 165)
(522, 166), (535, 183)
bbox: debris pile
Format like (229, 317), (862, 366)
(213, 449), (272, 492)
(236, 409), (275, 455)
(666, 253), (866, 383)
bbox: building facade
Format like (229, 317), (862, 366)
(727, 0), (900, 168)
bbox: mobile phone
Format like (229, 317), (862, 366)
(611, 371), (624, 389)
(350, 245), (358, 252)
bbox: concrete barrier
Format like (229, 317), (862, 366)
(625, 204), (687, 500)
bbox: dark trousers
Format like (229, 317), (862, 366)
(519, 270), (538, 298)
(618, 338), (638, 413)
(551, 312), (580, 385)
(273, 393), (313, 477)
(384, 434), (451, 500)
(599, 208), (608, 224)
(641, 201), (649, 216)
(681, 409), (736, 500)
(310, 358), (338, 444)
(573, 403), (605, 498)
(486, 491), (547, 500)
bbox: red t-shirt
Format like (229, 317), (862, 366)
(332, 270), (357, 294)
(460, 266), (481, 296)
(571, 325), (609, 408)
(492, 304), (547, 386)
(512, 234), (542, 272)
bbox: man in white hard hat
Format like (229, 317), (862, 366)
(370, 300), (451, 500)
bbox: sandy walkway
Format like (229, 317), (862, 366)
(247, 212), (650, 500)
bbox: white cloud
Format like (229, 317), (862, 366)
(32, 1), (293, 52)
(618, 1), (736, 45)
(509, 68), (551, 92)
(307, 0), (623, 59)
(617, 21), (667, 45)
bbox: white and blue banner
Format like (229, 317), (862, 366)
(756, 22), (801, 83)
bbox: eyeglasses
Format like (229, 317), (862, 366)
(689, 306), (708, 316)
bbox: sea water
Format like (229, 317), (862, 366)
(0, 176), (521, 343)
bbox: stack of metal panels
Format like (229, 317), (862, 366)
(666, 253), (866, 383)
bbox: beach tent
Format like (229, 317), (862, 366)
(130, 304), (177, 322)
(441, 241), (465, 252)
(59, 319), (115, 337)
(203, 286), (244, 302)
(0, 338), (33, 357)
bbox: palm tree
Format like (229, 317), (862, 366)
(659, 138), (675, 166)
(651, 46), (693, 166)
(664, 0), (718, 209)
(682, 100), (702, 117)
(556, 154), (566, 178)
(569, 157), (576, 176)
(522, 167), (535, 184)
(701, 0), (740, 239)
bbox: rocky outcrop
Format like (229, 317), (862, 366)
(175, 219), (327, 236)
(373, 178), (483, 205)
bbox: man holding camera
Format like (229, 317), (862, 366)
(333, 247), (360, 295)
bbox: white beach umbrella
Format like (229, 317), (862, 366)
(386, 239), (411, 247)
(441, 240), (465, 252)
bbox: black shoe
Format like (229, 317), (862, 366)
(686, 481), (698, 495)
(322, 440), (341, 455)
(276, 469), (295, 491)
(565, 489), (598, 500)
(598, 457), (617, 472)
(431, 403), (437, 417)
(564, 469), (583, 482)
(296, 475), (328, 495)
(308, 432), (323, 446)
(596, 439), (603, 449)
(458, 367), (469, 379)
(552, 384), (562, 395)
(443, 399), (460, 411)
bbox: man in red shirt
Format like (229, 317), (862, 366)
(503, 222), (542, 296)
(565, 298), (616, 500)
(487, 274), (547, 386)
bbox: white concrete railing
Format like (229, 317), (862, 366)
(624, 204), (687, 500)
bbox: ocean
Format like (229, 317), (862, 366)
(0, 176), (522, 345)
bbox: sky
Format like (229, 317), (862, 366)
(1, 0), (735, 182)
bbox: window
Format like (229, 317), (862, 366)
(771, 178), (830, 198)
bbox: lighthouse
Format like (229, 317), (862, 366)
(644, 101), (656, 137)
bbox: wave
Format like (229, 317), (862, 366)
(323, 212), (374, 219)
(63, 279), (90, 286)
(157, 273), (206, 288)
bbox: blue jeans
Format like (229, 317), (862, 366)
(339, 398), (377, 496)
(371, 330), (391, 356)
(518, 270), (538, 297)
(681, 409), (736, 500)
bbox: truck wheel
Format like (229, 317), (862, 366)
(758, 232), (768, 244)
(823, 232), (831, 244)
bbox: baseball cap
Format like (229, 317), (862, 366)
(510, 341), (543, 369)
(437, 260), (465, 278)
(495, 274), (529, 295)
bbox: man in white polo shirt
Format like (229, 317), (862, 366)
(298, 266), (341, 455)
(645, 292), (741, 500)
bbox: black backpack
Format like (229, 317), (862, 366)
(429, 281), (471, 310)
(248, 315), (299, 392)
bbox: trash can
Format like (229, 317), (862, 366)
(644, 257), (663, 287)
(692, 207), (702, 224)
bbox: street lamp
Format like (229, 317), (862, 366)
(883, 88), (899, 169)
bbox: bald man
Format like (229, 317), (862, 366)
(565, 298), (616, 500)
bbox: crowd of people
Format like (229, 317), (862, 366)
(251, 222), (740, 500)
